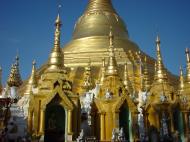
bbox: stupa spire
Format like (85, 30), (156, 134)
(25, 60), (37, 94)
(123, 62), (132, 93)
(7, 55), (22, 87)
(142, 56), (151, 91)
(106, 26), (118, 76)
(47, 13), (64, 72)
(179, 66), (184, 93)
(99, 58), (106, 85)
(185, 48), (190, 83)
(154, 35), (167, 82)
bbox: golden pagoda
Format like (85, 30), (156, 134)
(16, 0), (190, 141)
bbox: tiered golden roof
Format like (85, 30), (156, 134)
(7, 55), (22, 87)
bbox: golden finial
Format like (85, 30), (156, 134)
(47, 13), (64, 72)
(106, 27), (118, 76)
(179, 66), (184, 93)
(7, 55), (22, 87)
(143, 56), (150, 91)
(185, 48), (190, 83)
(123, 62), (133, 93)
(185, 48), (190, 63)
(154, 35), (167, 82)
(25, 60), (38, 95)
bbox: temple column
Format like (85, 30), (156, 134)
(169, 111), (174, 133)
(131, 111), (139, 141)
(28, 110), (33, 133)
(100, 112), (105, 141)
(68, 110), (73, 134)
(39, 109), (45, 134)
(113, 111), (119, 128)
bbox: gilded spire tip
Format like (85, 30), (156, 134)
(32, 60), (36, 66)
(154, 35), (167, 82)
(185, 47), (190, 63)
(179, 65), (184, 92)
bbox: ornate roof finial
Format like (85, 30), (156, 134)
(25, 60), (38, 95)
(99, 58), (106, 85)
(123, 62), (133, 93)
(7, 55), (22, 87)
(185, 48), (190, 83)
(0, 66), (2, 94)
(143, 56), (151, 91)
(47, 13), (64, 72)
(106, 26), (118, 76)
(154, 35), (167, 82)
(179, 66), (184, 93)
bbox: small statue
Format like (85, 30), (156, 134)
(105, 89), (112, 99)
(118, 127), (126, 142)
(160, 93), (167, 102)
(77, 129), (84, 142)
(111, 128), (117, 141)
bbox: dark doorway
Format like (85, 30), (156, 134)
(44, 104), (65, 142)
(119, 101), (130, 141)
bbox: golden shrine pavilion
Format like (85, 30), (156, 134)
(1, 0), (190, 142)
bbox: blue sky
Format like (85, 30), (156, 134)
(0, 0), (190, 85)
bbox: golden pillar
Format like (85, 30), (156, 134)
(68, 110), (73, 134)
(28, 110), (33, 133)
(39, 109), (45, 134)
(169, 111), (174, 133)
(113, 111), (119, 128)
(100, 113), (105, 141)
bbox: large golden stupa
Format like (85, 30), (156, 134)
(4, 0), (190, 142)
